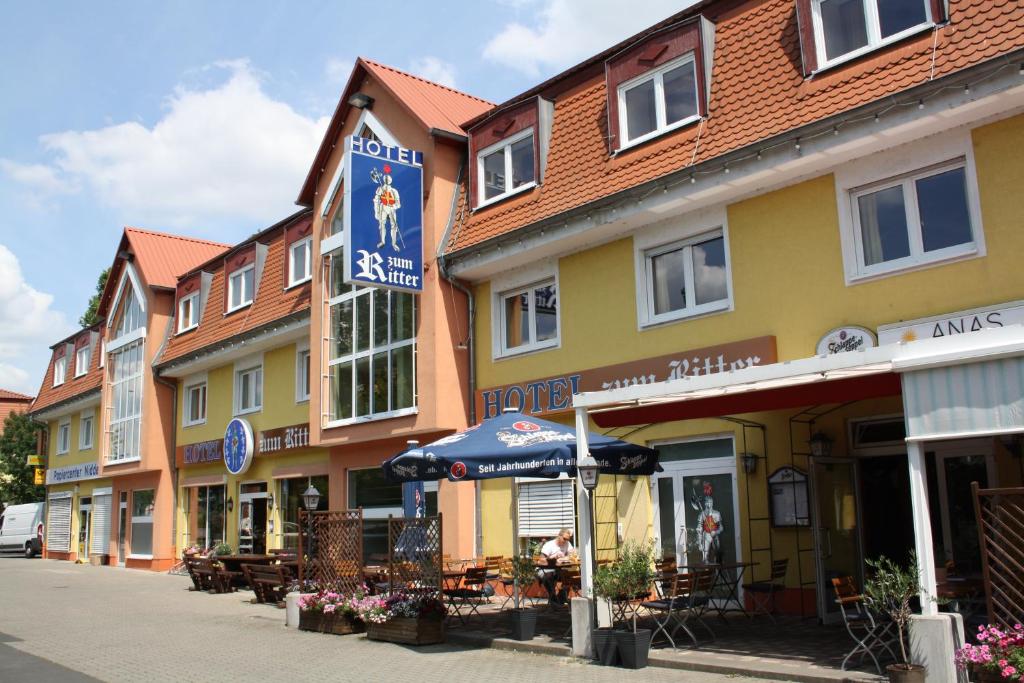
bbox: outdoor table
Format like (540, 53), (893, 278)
(534, 559), (577, 607)
(679, 561), (758, 621)
(216, 554), (277, 587)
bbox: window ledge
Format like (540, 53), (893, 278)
(234, 406), (262, 417)
(176, 324), (198, 335)
(182, 420), (207, 429)
(323, 406), (418, 430)
(811, 23), (935, 76)
(615, 114), (702, 155)
(494, 340), (560, 362)
(640, 301), (732, 330)
(474, 182), (537, 211)
(224, 302), (253, 316)
(284, 277), (312, 292)
(105, 457), (142, 466)
(846, 246), (981, 286)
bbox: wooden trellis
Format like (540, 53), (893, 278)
(298, 509), (363, 594)
(385, 514), (443, 596)
(972, 483), (1024, 629)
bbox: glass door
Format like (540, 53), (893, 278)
(239, 483), (268, 555)
(117, 492), (128, 565)
(927, 440), (994, 576)
(811, 458), (863, 623)
(78, 497), (92, 561)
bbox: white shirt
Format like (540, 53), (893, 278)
(541, 538), (574, 559)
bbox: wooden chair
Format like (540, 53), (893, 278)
(640, 568), (716, 649)
(832, 576), (897, 673)
(184, 556), (205, 592)
(741, 557), (788, 623)
(559, 566), (582, 600)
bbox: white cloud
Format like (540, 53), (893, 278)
(482, 0), (698, 77)
(0, 244), (75, 396)
(18, 60), (328, 231)
(408, 56), (458, 88)
(325, 56), (354, 85)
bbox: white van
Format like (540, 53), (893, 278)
(0, 502), (45, 558)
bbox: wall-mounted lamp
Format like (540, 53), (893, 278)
(808, 432), (834, 458)
(266, 493), (274, 510)
(227, 496), (234, 513)
(348, 92), (374, 110)
(741, 453), (759, 474)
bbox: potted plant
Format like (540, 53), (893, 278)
(863, 554), (929, 683)
(608, 541), (656, 669)
(363, 592), (446, 645)
(297, 587), (368, 635)
(591, 563), (621, 666)
(508, 554), (539, 641)
(210, 542), (232, 558)
(956, 623), (1024, 681)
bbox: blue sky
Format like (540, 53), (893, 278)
(0, 0), (689, 395)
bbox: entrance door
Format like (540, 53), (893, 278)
(239, 483), (269, 554)
(811, 458), (863, 623)
(651, 446), (742, 573)
(117, 492), (128, 566)
(78, 497), (92, 561)
(927, 440), (995, 575)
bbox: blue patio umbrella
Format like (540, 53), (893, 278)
(382, 410), (659, 483)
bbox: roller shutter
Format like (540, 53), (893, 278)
(46, 494), (72, 553)
(517, 480), (575, 538)
(90, 494), (111, 555)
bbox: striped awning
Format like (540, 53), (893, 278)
(901, 356), (1024, 441)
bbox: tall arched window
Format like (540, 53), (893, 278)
(107, 268), (146, 463)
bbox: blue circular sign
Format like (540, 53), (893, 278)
(223, 418), (254, 476)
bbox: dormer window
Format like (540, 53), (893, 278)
(178, 291), (200, 333)
(804, 0), (936, 71)
(53, 355), (67, 386)
(228, 264), (255, 312)
(289, 236), (312, 287)
(618, 55), (699, 148)
(478, 129), (536, 206)
(75, 345), (91, 377)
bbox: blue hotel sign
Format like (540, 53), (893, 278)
(343, 136), (424, 293)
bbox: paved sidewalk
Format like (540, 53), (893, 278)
(0, 558), (778, 682)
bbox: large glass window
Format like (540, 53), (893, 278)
(130, 489), (155, 556)
(327, 249), (415, 425)
(477, 129), (536, 205)
(643, 230), (730, 325)
(618, 55), (699, 147)
(814, 0), (931, 66)
(498, 279), (558, 356)
(280, 476), (329, 551)
(853, 162), (975, 272)
(349, 468), (402, 561)
(108, 340), (143, 462)
(114, 287), (144, 338)
(190, 485), (225, 550)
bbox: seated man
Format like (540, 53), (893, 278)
(537, 528), (575, 605)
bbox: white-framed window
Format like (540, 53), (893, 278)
(835, 131), (984, 283)
(326, 248), (416, 425)
(496, 278), (559, 357)
(234, 362), (263, 415)
(79, 410), (95, 450)
(289, 237), (312, 287)
(56, 418), (71, 455)
(617, 54), (700, 149)
(642, 231), (730, 324)
(75, 345), (91, 377)
(477, 128), (536, 207)
(183, 379), (207, 427)
(296, 344), (311, 403)
(227, 264), (255, 312)
(811, 0), (932, 69)
(53, 356), (67, 386)
(178, 292), (200, 333)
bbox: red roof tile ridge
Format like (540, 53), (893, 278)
(0, 388), (34, 401)
(123, 225), (232, 249)
(360, 58), (496, 107)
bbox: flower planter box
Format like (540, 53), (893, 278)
(298, 610), (365, 636)
(972, 667), (1004, 683)
(366, 616), (444, 645)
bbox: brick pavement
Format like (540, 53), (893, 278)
(0, 558), (775, 682)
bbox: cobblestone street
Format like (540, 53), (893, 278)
(0, 559), (777, 682)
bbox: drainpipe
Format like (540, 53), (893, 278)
(436, 154), (480, 555)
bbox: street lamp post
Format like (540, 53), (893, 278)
(302, 484), (321, 564)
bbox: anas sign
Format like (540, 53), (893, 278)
(878, 300), (1024, 345)
(343, 136), (424, 293)
(45, 461), (100, 485)
(816, 326), (876, 355)
(477, 336), (777, 419)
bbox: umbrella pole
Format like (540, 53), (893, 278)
(511, 477), (520, 610)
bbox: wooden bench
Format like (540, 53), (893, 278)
(243, 563), (293, 605)
(191, 557), (237, 594)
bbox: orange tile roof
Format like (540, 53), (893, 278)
(156, 213), (313, 367)
(297, 58), (494, 207)
(0, 389), (33, 401)
(30, 327), (104, 416)
(446, 0), (1024, 253)
(124, 227), (231, 289)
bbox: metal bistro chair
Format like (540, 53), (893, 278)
(641, 568), (716, 649)
(447, 567), (489, 624)
(832, 576), (898, 673)
(741, 557), (789, 623)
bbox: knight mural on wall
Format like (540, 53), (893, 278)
(690, 480), (724, 564)
(372, 165), (402, 251)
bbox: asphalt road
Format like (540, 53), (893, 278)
(0, 557), (777, 682)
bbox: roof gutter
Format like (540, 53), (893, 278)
(429, 128), (467, 143)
